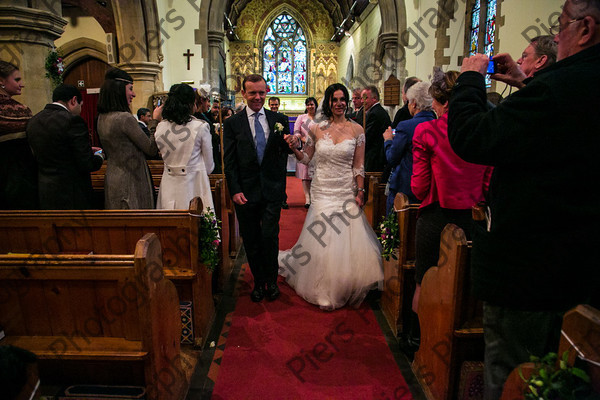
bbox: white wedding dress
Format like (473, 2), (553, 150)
(279, 119), (383, 310)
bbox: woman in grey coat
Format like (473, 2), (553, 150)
(97, 68), (158, 209)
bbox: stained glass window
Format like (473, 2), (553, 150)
(262, 13), (307, 95)
(469, 0), (481, 56)
(469, 0), (497, 87)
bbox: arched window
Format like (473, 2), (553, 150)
(468, 0), (497, 87)
(262, 13), (307, 95)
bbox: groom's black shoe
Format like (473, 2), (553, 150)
(265, 282), (280, 301)
(251, 285), (265, 302)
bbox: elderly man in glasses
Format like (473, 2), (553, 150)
(448, 0), (600, 398)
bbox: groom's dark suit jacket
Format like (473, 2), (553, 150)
(223, 106), (291, 286)
(223, 107), (291, 203)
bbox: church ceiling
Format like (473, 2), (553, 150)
(226, 0), (371, 41)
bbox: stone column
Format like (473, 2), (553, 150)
(0, 4), (66, 113)
(111, 1), (163, 112)
(207, 30), (225, 95)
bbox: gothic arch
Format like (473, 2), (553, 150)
(57, 38), (108, 75)
(254, 6), (315, 49)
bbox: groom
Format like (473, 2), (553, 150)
(223, 74), (294, 302)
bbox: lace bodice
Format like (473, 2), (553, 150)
(301, 119), (365, 202)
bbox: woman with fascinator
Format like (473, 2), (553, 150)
(279, 83), (383, 310)
(154, 84), (214, 211)
(409, 68), (493, 313)
(97, 67), (159, 209)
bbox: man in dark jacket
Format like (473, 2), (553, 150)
(362, 85), (391, 173)
(27, 84), (104, 209)
(448, 1), (600, 397)
(224, 74), (295, 302)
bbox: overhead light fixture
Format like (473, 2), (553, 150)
(331, 1), (358, 41)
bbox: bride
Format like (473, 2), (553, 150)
(279, 83), (383, 310)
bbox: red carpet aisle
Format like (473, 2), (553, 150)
(211, 177), (413, 400)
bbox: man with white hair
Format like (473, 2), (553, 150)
(383, 81), (436, 213)
(449, 0), (600, 398)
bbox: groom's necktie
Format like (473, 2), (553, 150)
(254, 112), (266, 164)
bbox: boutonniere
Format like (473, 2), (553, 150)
(274, 122), (284, 135)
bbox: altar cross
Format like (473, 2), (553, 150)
(183, 49), (194, 70)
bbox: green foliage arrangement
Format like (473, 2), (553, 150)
(378, 212), (400, 261)
(199, 208), (221, 273)
(45, 50), (64, 88)
(520, 351), (592, 400)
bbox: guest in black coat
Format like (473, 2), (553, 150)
(362, 85), (391, 173)
(27, 84), (104, 209)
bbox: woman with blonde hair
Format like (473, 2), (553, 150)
(411, 68), (493, 312)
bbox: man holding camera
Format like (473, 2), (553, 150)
(448, 1), (600, 398)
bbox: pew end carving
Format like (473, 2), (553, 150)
(412, 224), (484, 400)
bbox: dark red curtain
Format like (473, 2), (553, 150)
(80, 90), (100, 147)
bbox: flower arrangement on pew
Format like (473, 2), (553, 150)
(520, 351), (592, 400)
(199, 208), (221, 272)
(378, 212), (400, 261)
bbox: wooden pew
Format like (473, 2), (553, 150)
(381, 192), (420, 337)
(90, 160), (239, 290)
(0, 198), (214, 347)
(412, 224), (484, 400)
(0, 233), (194, 400)
(363, 171), (387, 231)
(500, 304), (600, 400)
(209, 174), (233, 291)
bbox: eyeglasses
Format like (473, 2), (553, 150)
(549, 17), (585, 35)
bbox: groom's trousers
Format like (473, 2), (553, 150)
(235, 199), (282, 287)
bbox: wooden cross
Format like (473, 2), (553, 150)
(183, 49), (194, 70)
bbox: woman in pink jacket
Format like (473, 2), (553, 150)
(411, 68), (493, 312)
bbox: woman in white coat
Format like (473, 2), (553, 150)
(155, 84), (215, 211)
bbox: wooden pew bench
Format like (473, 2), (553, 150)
(90, 161), (239, 283)
(412, 223), (484, 400)
(363, 171), (387, 231)
(0, 234), (194, 400)
(381, 192), (420, 337)
(501, 304), (600, 400)
(209, 174), (234, 291)
(0, 198), (213, 347)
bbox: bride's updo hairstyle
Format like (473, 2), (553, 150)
(162, 83), (195, 125)
(321, 83), (349, 119)
(429, 67), (460, 105)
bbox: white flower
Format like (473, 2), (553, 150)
(274, 122), (284, 135)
